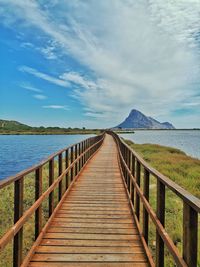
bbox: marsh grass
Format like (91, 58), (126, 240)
(125, 139), (200, 266)
(0, 159), (63, 266)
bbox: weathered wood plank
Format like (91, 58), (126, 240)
(29, 262), (149, 267)
(35, 245), (144, 254)
(50, 222), (135, 229)
(41, 239), (141, 247)
(55, 213), (132, 219)
(52, 218), (134, 223)
(58, 209), (131, 214)
(44, 232), (140, 241)
(31, 253), (147, 262)
(59, 206), (130, 211)
(47, 227), (137, 234)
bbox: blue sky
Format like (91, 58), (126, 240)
(0, 0), (200, 128)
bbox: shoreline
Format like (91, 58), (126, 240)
(0, 131), (100, 135)
(124, 138), (200, 197)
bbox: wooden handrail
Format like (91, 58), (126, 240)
(0, 137), (96, 189)
(0, 133), (105, 267)
(108, 131), (199, 267)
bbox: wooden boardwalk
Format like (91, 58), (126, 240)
(28, 134), (148, 266)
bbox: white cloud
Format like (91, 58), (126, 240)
(40, 46), (57, 60)
(19, 66), (69, 87)
(1, 0), (200, 126)
(20, 42), (34, 49)
(33, 94), (47, 100)
(43, 105), (69, 110)
(20, 83), (42, 93)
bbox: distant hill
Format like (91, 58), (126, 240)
(115, 109), (175, 129)
(0, 119), (99, 134)
(0, 120), (32, 131)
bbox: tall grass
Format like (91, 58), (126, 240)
(0, 161), (63, 266)
(125, 139), (200, 266)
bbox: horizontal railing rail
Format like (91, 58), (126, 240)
(0, 133), (105, 267)
(108, 131), (200, 267)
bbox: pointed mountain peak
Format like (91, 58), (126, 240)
(115, 109), (175, 129)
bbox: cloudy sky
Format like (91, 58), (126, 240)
(0, 0), (200, 128)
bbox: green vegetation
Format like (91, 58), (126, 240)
(0, 119), (101, 135)
(0, 160), (66, 267)
(124, 139), (200, 266)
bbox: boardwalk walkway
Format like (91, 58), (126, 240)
(28, 134), (148, 266)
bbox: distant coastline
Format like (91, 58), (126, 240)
(0, 119), (102, 135)
(126, 128), (200, 131)
(0, 130), (101, 135)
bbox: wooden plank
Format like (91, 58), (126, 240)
(35, 245), (144, 254)
(52, 218), (134, 223)
(47, 227), (137, 234)
(69, 192), (126, 196)
(58, 209), (131, 214)
(55, 213), (132, 219)
(59, 207), (130, 211)
(41, 239), (141, 247)
(61, 203), (130, 208)
(29, 262), (149, 267)
(62, 202), (130, 206)
(31, 253), (147, 262)
(50, 222), (135, 229)
(44, 232), (140, 241)
(66, 197), (128, 201)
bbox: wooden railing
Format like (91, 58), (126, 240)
(109, 131), (200, 267)
(0, 133), (105, 267)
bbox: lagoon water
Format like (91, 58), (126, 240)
(0, 134), (94, 180)
(120, 130), (200, 159)
(0, 131), (199, 180)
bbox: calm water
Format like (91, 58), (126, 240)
(120, 130), (200, 159)
(0, 131), (199, 180)
(0, 134), (94, 180)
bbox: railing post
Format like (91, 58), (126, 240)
(131, 155), (135, 205)
(129, 150), (131, 189)
(65, 149), (69, 190)
(135, 160), (140, 220)
(81, 141), (84, 167)
(83, 141), (85, 165)
(122, 145), (126, 178)
(80, 142), (82, 169)
(75, 144), (78, 176)
(58, 153), (63, 201)
(125, 147), (128, 184)
(183, 203), (198, 267)
(13, 177), (24, 267)
(78, 143), (81, 173)
(127, 150), (131, 192)
(143, 168), (149, 244)
(35, 167), (42, 240)
(70, 146), (74, 181)
(86, 140), (89, 161)
(156, 180), (165, 267)
(49, 159), (54, 217)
